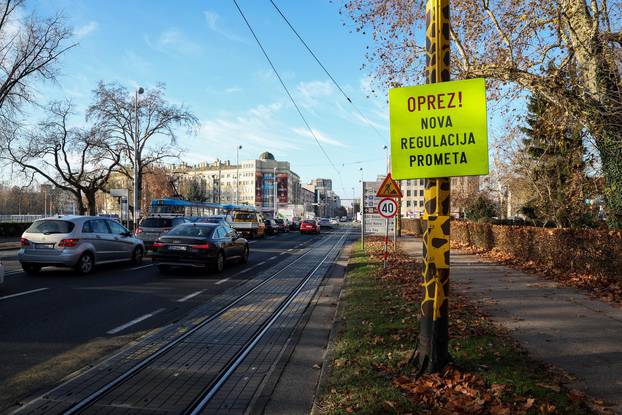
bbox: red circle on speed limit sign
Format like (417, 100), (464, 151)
(377, 197), (398, 218)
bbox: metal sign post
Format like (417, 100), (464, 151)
(377, 197), (398, 269)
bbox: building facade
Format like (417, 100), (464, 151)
(398, 176), (479, 218)
(171, 152), (302, 216)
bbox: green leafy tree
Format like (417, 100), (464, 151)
(519, 92), (595, 228)
(465, 193), (499, 222)
(184, 179), (206, 202)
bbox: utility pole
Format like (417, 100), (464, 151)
(236, 145), (242, 204)
(413, 0), (451, 375)
(360, 167), (364, 248)
(133, 87), (144, 229)
(273, 167), (278, 218)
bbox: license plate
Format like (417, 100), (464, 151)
(35, 243), (55, 249)
(168, 245), (187, 251)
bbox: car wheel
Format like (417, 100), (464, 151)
(157, 264), (170, 273)
(131, 246), (144, 265)
(22, 264), (41, 275)
(75, 252), (94, 275)
(212, 251), (225, 273)
(240, 245), (249, 264)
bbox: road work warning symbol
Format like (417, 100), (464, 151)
(389, 78), (488, 179)
(376, 173), (403, 198)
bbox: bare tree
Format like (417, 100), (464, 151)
(86, 82), (199, 216)
(343, 0), (622, 226)
(0, 101), (122, 215)
(0, 0), (74, 117)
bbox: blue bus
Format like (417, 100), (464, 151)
(149, 198), (257, 217)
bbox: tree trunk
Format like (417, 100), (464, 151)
(85, 190), (98, 216)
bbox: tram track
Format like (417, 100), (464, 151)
(16, 230), (350, 415)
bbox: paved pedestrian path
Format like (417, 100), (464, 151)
(400, 237), (622, 414)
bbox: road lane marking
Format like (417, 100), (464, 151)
(256, 261), (266, 266)
(248, 241), (257, 244)
(107, 308), (166, 335)
(176, 290), (205, 303)
(287, 249), (293, 252)
(129, 264), (153, 271)
(279, 252), (287, 255)
(215, 277), (230, 285)
(239, 268), (252, 274)
(0, 287), (49, 301)
(268, 256), (278, 260)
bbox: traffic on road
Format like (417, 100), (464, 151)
(0, 208), (353, 413)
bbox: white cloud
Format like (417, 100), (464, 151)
(145, 29), (202, 57)
(292, 127), (348, 148)
(204, 10), (247, 43)
(74, 21), (98, 39)
(224, 86), (242, 93)
(196, 102), (302, 160)
(295, 80), (334, 109)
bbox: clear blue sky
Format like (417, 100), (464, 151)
(24, 1), (507, 201)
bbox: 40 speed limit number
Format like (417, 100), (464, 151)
(377, 198), (398, 219)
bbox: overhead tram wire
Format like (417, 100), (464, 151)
(269, 0), (387, 144)
(232, 0), (344, 191)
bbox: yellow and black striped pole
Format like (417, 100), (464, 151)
(413, 0), (451, 374)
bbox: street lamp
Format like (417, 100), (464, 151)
(133, 86), (144, 229)
(236, 145), (242, 205)
(273, 167), (277, 218)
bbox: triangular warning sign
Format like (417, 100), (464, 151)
(376, 173), (403, 198)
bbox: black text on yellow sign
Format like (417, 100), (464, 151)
(389, 78), (489, 179)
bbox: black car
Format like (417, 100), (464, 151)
(273, 218), (289, 233)
(264, 219), (277, 235)
(151, 223), (249, 273)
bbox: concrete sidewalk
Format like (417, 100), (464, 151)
(400, 237), (622, 414)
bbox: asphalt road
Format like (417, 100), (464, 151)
(0, 229), (329, 412)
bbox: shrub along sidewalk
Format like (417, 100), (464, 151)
(315, 239), (596, 415)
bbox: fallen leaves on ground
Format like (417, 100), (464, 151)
(351, 240), (595, 415)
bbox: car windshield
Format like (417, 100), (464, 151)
(302, 220), (315, 225)
(26, 220), (75, 234)
(165, 224), (215, 237)
(140, 218), (173, 228)
(234, 213), (256, 220)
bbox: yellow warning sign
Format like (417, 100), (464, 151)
(376, 173), (403, 198)
(389, 78), (488, 179)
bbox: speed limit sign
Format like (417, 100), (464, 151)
(377, 197), (398, 219)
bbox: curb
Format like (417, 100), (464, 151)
(310, 240), (356, 415)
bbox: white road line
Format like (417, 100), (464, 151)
(215, 277), (230, 285)
(268, 256), (278, 260)
(176, 290), (205, 303)
(279, 252), (287, 255)
(129, 264), (153, 271)
(256, 261), (266, 266)
(107, 308), (165, 335)
(0, 287), (48, 301)
(239, 268), (252, 274)
(248, 241), (257, 244)
(287, 249), (293, 252)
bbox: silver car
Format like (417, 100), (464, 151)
(18, 216), (145, 275)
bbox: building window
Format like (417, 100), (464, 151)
(419, 189), (424, 196)
(419, 179), (424, 185)
(419, 200), (424, 207)
(406, 201), (411, 207)
(407, 190), (411, 197)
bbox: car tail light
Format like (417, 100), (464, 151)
(191, 243), (214, 250)
(152, 242), (165, 248)
(20, 238), (30, 246)
(59, 238), (80, 248)
(135, 227), (143, 235)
